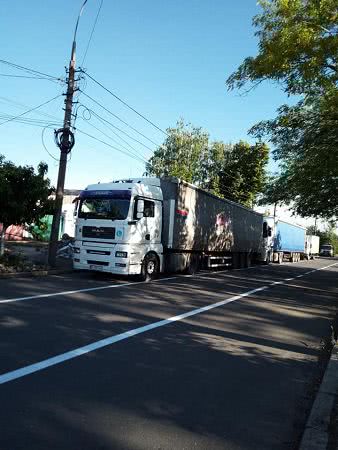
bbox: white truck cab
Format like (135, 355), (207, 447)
(73, 178), (163, 278)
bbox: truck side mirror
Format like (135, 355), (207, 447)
(136, 199), (144, 219)
(268, 227), (272, 237)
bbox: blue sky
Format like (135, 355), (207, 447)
(0, 0), (291, 188)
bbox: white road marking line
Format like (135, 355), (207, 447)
(0, 277), (177, 304)
(0, 261), (337, 385)
(0, 262), (336, 305)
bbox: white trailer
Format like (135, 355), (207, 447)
(305, 235), (320, 259)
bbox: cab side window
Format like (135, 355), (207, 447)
(144, 200), (154, 218)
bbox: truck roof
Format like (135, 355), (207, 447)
(83, 178), (163, 201)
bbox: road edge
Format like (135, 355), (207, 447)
(0, 267), (74, 279)
(299, 343), (338, 450)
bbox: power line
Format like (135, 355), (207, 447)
(0, 59), (62, 81)
(79, 91), (160, 147)
(79, 118), (147, 163)
(0, 114), (60, 128)
(83, 70), (168, 136)
(77, 104), (148, 159)
(92, 111), (149, 159)
(0, 73), (56, 80)
(81, 0), (104, 66)
(84, 104), (155, 152)
(0, 94), (62, 126)
(76, 127), (147, 165)
(0, 96), (63, 122)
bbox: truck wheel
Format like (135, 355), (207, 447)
(140, 253), (159, 282)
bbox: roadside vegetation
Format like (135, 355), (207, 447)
(226, 0), (338, 220)
(0, 155), (54, 270)
(146, 119), (269, 208)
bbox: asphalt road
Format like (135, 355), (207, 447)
(0, 258), (337, 450)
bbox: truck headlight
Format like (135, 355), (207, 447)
(115, 251), (128, 258)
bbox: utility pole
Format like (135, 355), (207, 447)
(48, 0), (88, 267)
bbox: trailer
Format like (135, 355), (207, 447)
(263, 217), (306, 264)
(305, 235), (320, 259)
(160, 178), (264, 272)
(73, 177), (265, 278)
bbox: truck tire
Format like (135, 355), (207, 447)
(140, 253), (159, 282)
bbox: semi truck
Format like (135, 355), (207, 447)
(262, 217), (306, 263)
(73, 177), (266, 279)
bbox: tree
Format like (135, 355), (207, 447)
(218, 141), (269, 207)
(227, 0), (338, 96)
(307, 223), (338, 254)
(250, 94), (338, 217)
(226, 0), (338, 218)
(146, 119), (209, 185)
(0, 155), (54, 255)
(146, 120), (269, 207)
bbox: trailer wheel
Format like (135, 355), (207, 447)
(140, 253), (159, 282)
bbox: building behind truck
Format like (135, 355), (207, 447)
(73, 177), (266, 279)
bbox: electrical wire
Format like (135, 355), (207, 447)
(76, 127), (147, 165)
(78, 107), (148, 161)
(0, 94), (62, 126)
(0, 73), (57, 80)
(0, 96), (63, 122)
(83, 71), (168, 136)
(41, 125), (60, 161)
(81, 0), (104, 67)
(79, 118), (147, 163)
(0, 58), (62, 81)
(0, 114), (60, 128)
(92, 111), (149, 159)
(79, 91), (160, 147)
(85, 105), (155, 152)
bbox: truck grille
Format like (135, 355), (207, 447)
(87, 260), (109, 266)
(82, 226), (115, 239)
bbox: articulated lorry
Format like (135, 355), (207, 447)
(73, 177), (267, 279)
(262, 217), (307, 263)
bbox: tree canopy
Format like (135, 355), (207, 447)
(227, 0), (338, 96)
(0, 155), (54, 253)
(227, 0), (338, 219)
(146, 120), (269, 207)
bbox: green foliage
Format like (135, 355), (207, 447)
(146, 119), (209, 184)
(251, 93), (338, 217)
(28, 216), (53, 242)
(227, 0), (338, 218)
(219, 141), (269, 206)
(0, 154), (54, 232)
(146, 120), (269, 207)
(307, 223), (338, 254)
(227, 0), (338, 95)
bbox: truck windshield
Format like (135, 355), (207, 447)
(321, 245), (333, 250)
(78, 197), (130, 220)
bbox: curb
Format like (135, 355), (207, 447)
(0, 268), (74, 279)
(299, 344), (338, 450)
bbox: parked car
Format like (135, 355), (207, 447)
(319, 244), (334, 257)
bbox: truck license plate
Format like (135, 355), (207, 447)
(90, 264), (104, 271)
